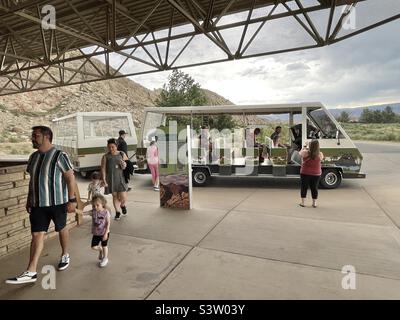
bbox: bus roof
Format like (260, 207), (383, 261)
(52, 112), (132, 122)
(143, 103), (324, 115)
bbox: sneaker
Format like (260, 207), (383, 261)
(154, 187), (160, 191)
(5, 271), (37, 284)
(115, 212), (121, 220)
(99, 258), (108, 268)
(121, 206), (127, 215)
(58, 254), (70, 271)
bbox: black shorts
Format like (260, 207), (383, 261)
(91, 233), (110, 247)
(30, 204), (67, 233)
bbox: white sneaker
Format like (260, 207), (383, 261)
(5, 271), (37, 284)
(58, 254), (70, 271)
(154, 187), (160, 191)
(99, 258), (108, 268)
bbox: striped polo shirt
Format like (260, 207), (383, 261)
(27, 147), (74, 207)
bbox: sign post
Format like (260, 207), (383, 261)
(158, 123), (192, 210)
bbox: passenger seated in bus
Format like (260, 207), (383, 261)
(243, 128), (264, 163)
(254, 128), (265, 163)
(253, 128), (261, 147)
(270, 126), (287, 148)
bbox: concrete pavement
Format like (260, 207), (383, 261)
(1, 141), (400, 299)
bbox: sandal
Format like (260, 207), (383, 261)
(299, 204), (305, 207)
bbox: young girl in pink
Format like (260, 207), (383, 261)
(90, 194), (111, 267)
(147, 139), (159, 191)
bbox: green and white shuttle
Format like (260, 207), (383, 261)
(140, 103), (366, 189)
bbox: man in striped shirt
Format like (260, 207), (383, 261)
(6, 126), (77, 285)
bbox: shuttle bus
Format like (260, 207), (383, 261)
(52, 112), (137, 177)
(140, 103), (366, 189)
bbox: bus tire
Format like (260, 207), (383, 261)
(192, 168), (210, 187)
(320, 169), (342, 189)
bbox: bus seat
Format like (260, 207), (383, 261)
(265, 136), (273, 149)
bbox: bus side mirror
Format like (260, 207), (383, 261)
(336, 130), (341, 145)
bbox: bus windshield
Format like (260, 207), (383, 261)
(308, 109), (343, 139)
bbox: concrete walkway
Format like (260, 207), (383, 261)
(1, 142), (400, 299)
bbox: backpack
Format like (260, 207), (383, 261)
(120, 152), (134, 183)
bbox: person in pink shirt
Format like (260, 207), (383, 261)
(147, 139), (159, 191)
(299, 140), (324, 208)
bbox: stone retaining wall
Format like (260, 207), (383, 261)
(0, 163), (76, 259)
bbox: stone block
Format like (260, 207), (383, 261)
(0, 211), (28, 227)
(0, 197), (18, 209)
(0, 186), (28, 201)
(0, 172), (24, 184)
(0, 182), (13, 191)
(14, 180), (30, 188)
(7, 227), (30, 239)
(0, 246), (7, 257)
(0, 220), (24, 236)
(7, 236), (31, 253)
(24, 218), (31, 228)
(6, 203), (26, 215)
(4, 165), (27, 174)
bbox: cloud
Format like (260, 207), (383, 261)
(113, 1), (400, 108)
(286, 62), (311, 71)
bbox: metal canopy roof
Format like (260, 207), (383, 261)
(0, 0), (399, 96)
(144, 102), (323, 115)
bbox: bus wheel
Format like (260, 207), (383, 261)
(192, 169), (210, 187)
(320, 169), (342, 189)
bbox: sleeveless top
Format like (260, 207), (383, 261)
(104, 152), (128, 194)
(147, 144), (159, 165)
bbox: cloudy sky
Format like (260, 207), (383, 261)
(116, 0), (400, 109)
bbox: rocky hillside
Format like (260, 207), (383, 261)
(0, 56), (264, 155)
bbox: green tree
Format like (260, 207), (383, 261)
(360, 109), (376, 123)
(156, 69), (236, 130)
(372, 110), (383, 123)
(156, 70), (207, 107)
(209, 114), (237, 131)
(337, 111), (350, 123)
(382, 106), (397, 123)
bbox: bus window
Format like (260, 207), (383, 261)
(56, 118), (77, 140)
(83, 116), (131, 139)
